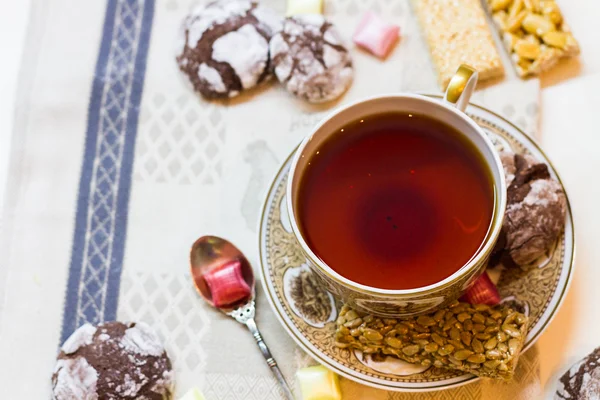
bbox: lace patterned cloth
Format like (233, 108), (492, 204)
(0, 0), (542, 398)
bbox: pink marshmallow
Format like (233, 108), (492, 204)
(353, 12), (400, 58)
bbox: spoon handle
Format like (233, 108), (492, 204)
(246, 318), (295, 400)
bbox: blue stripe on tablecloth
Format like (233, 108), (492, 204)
(60, 0), (155, 344)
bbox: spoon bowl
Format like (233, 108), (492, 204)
(190, 235), (255, 311)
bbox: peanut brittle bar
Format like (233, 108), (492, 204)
(335, 301), (528, 380)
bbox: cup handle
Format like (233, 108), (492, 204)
(444, 64), (478, 113)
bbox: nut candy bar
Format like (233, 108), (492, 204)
(335, 301), (528, 380)
(412, 0), (504, 88)
(485, 0), (580, 77)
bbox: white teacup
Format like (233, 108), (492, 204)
(286, 65), (507, 317)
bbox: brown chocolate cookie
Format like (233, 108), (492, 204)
(492, 151), (567, 267)
(556, 347), (600, 399)
(176, 0), (282, 99)
(269, 15), (353, 103)
(52, 322), (173, 400)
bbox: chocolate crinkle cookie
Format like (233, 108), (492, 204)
(491, 151), (567, 268)
(52, 322), (173, 400)
(176, 0), (282, 99)
(269, 15), (354, 103)
(556, 347), (600, 399)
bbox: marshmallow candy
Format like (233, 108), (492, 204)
(353, 12), (400, 58)
(286, 0), (323, 16)
(296, 365), (341, 400)
(179, 387), (207, 400)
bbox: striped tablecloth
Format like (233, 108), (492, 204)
(0, 0), (542, 398)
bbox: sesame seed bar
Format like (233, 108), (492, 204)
(413, 0), (505, 88)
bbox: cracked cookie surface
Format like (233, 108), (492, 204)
(269, 15), (353, 103)
(493, 151), (567, 267)
(176, 0), (282, 99)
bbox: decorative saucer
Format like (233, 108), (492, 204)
(258, 99), (574, 392)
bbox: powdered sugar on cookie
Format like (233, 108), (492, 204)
(120, 322), (164, 357)
(557, 347), (600, 400)
(53, 322), (173, 399)
(270, 16), (353, 103)
(199, 64), (227, 93)
(53, 358), (99, 400)
(176, 0), (282, 99)
(495, 151), (567, 267)
(186, 0), (253, 46)
(116, 373), (146, 397)
(522, 179), (561, 208)
(213, 24), (269, 89)
(61, 323), (97, 354)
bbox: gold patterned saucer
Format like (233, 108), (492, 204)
(258, 100), (574, 392)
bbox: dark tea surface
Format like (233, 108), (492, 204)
(297, 112), (494, 290)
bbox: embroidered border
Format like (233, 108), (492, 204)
(60, 0), (155, 343)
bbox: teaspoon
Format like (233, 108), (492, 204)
(190, 235), (295, 400)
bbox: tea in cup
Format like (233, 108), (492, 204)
(286, 65), (507, 317)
